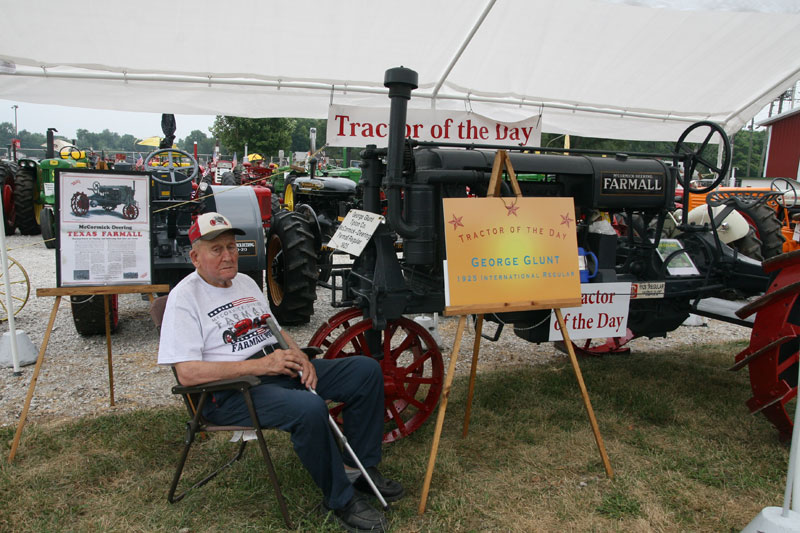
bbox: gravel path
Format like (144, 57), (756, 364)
(0, 234), (752, 428)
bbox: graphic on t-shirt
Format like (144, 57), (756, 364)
(208, 296), (257, 318)
(222, 313), (271, 344)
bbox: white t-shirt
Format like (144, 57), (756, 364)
(157, 272), (280, 365)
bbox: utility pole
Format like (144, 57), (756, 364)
(11, 104), (19, 138)
(11, 105), (18, 135)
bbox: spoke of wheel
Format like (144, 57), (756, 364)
(387, 403), (408, 435)
(695, 155), (719, 173)
(402, 350), (434, 375)
(396, 389), (427, 411)
(390, 333), (416, 361)
(349, 332), (370, 357)
(382, 323), (399, 353)
(699, 128), (715, 153)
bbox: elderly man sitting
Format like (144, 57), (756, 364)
(157, 212), (403, 532)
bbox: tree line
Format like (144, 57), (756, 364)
(0, 118), (768, 177)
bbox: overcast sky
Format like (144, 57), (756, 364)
(0, 99), (216, 140)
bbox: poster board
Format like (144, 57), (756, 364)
(442, 196), (581, 315)
(55, 170), (152, 286)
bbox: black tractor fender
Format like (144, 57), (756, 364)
(294, 202), (323, 253)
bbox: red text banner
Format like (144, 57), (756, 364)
(327, 105), (542, 148)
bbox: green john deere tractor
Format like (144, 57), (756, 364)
(14, 128), (94, 248)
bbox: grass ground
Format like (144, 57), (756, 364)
(0, 339), (789, 532)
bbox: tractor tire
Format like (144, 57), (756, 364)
(0, 162), (16, 235)
(730, 226), (764, 261)
(266, 210), (317, 325)
(737, 203), (785, 260)
(40, 207), (56, 249)
(221, 172), (238, 186)
(14, 167), (41, 235)
(71, 294), (119, 336)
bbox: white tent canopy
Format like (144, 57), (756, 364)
(1, 0), (799, 142)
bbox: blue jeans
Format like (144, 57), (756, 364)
(202, 356), (385, 509)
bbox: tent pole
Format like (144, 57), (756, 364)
(0, 198), (20, 374)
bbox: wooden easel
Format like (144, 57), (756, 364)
(418, 151), (613, 514)
(8, 284), (169, 462)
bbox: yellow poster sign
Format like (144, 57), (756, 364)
(442, 197), (581, 315)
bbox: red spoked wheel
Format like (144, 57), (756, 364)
(733, 250), (800, 440)
(325, 317), (444, 443)
(122, 203), (139, 220)
(308, 307), (363, 351)
(554, 329), (636, 357)
(71, 192), (89, 216)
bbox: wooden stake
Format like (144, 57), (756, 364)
(554, 309), (614, 479)
(104, 295), (115, 406)
(8, 296), (62, 462)
(462, 314), (484, 438)
(419, 315), (467, 515)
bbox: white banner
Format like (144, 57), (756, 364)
(548, 282), (631, 341)
(327, 105), (542, 148)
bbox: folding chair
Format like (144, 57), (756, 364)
(149, 295), (293, 529)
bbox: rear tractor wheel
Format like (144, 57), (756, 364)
(266, 210), (317, 325)
(737, 203), (785, 260)
(71, 192), (89, 216)
(0, 162), (16, 235)
(14, 167), (40, 235)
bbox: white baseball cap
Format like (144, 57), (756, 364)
(188, 212), (245, 243)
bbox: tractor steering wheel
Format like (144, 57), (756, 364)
(59, 145), (82, 160)
(144, 148), (198, 186)
(771, 177), (799, 209)
(674, 121), (732, 195)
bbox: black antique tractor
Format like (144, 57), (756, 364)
(265, 129), (359, 326)
(304, 67), (795, 443)
(70, 180), (140, 219)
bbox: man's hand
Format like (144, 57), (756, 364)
(262, 348), (318, 389)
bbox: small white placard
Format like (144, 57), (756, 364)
(549, 282), (631, 341)
(630, 281), (665, 300)
(327, 209), (384, 256)
(793, 223), (800, 242)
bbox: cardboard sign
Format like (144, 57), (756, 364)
(327, 105), (542, 148)
(548, 282), (632, 341)
(327, 209), (384, 256)
(442, 197), (580, 315)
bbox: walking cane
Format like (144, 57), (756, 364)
(264, 317), (390, 510)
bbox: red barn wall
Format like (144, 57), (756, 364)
(765, 113), (800, 178)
